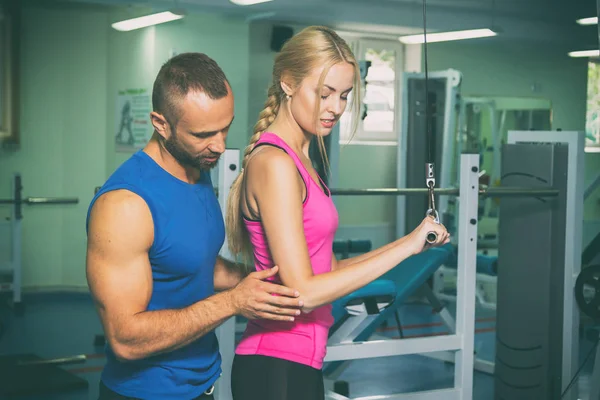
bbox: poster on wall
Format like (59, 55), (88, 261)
(115, 88), (153, 152)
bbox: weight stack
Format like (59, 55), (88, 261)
(495, 142), (568, 400)
(404, 76), (447, 235)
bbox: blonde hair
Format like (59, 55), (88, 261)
(226, 25), (361, 262)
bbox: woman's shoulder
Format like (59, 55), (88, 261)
(246, 144), (302, 188)
(247, 144), (295, 172)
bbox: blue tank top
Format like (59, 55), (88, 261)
(86, 150), (225, 399)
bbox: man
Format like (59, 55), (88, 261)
(86, 53), (303, 400)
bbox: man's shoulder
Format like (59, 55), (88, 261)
(89, 189), (152, 228)
(94, 188), (147, 208)
(94, 152), (157, 199)
(86, 152), (155, 233)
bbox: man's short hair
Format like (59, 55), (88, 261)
(152, 53), (230, 128)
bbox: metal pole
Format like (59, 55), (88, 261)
(14, 174), (22, 219)
(331, 188), (459, 196)
(214, 149), (240, 400)
(481, 187), (560, 198)
(454, 153), (479, 399)
(12, 173), (22, 305)
(439, 70), (462, 229)
(0, 197), (79, 205)
(585, 171), (600, 200)
(330, 187), (559, 198)
(17, 354), (87, 366)
(590, 343), (600, 400)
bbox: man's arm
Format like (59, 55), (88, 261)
(86, 189), (302, 362)
(214, 256), (248, 291)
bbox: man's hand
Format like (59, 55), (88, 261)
(228, 266), (303, 322)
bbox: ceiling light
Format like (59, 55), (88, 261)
(229, 0), (274, 5)
(112, 11), (185, 32)
(576, 17), (598, 25)
(585, 146), (600, 153)
(568, 50), (600, 58)
(398, 28), (497, 44)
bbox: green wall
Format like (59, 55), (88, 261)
(0, 5), (593, 290)
(336, 145), (398, 226)
(0, 5), (109, 289)
(0, 3), (252, 290)
(248, 22), (276, 141)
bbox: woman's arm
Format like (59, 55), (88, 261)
(333, 236), (411, 271)
(248, 148), (447, 312)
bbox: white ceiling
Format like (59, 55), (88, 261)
(54, 0), (599, 48)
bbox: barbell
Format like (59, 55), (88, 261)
(212, 186), (560, 199)
(329, 185), (560, 246)
(0, 197), (79, 205)
(0, 175), (79, 219)
(329, 187), (560, 198)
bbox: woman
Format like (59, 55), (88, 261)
(225, 25), (449, 400)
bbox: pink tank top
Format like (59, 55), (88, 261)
(235, 132), (339, 370)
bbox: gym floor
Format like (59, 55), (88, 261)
(0, 292), (597, 400)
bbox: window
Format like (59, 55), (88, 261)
(338, 38), (404, 144)
(586, 61), (600, 150)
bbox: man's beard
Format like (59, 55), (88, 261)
(164, 134), (219, 171)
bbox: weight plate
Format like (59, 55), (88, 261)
(575, 265), (600, 320)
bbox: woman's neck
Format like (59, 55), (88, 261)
(267, 103), (312, 158)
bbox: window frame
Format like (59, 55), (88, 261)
(0, 4), (20, 148)
(586, 60), (600, 152)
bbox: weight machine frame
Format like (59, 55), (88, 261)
(323, 154), (479, 400)
(0, 174), (22, 305)
(213, 129), (582, 400)
(506, 130), (584, 400)
(212, 149), (240, 400)
(0, 174), (78, 308)
(211, 149), (479, 400)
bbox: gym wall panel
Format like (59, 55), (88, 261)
(0, 4), (109, 289)
(105, 6), (157, 176)
(336, 144), (397, 226)
(59, 8), (110, 289)
(248, 22), (279, 139)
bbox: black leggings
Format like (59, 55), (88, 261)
(231, 354), (325, 400)
(98, 381), (214, 400)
